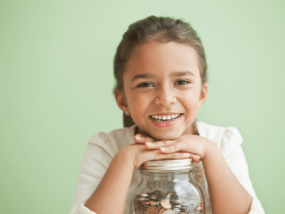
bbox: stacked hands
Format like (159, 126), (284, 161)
(121, 133), (215, 169)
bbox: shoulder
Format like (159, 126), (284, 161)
(197, 121), (243, 150)
(86, 125), (137, 155)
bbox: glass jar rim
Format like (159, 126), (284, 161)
(139, 158), (192, 172)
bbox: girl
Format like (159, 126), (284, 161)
(70, 16), (264, 214)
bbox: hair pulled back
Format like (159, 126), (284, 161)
(113, 16), (208, 127)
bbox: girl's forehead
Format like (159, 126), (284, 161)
(125, 41), (201, 78)
(131, 41), (198, 60)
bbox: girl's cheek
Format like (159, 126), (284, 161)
(134, 94), (152, 106)
(130, 99), (146, 116)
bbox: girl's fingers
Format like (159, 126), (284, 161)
(151, 151), (191, 160)
(158, 142), (201, 162)
(135, 147), (200, 168)
(158, 152), (200, 162)
(159, 141), (183, 153)
(144, 139), (201, 162)
(134, 134), (155, 143)
(145, 140), (175, 149)
(189, 154), (201, 163)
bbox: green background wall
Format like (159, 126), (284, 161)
(1, 1), (284, 213)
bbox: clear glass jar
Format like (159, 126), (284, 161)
(133, 159), (205, 214)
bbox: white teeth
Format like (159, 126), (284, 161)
(151, 114), (181, 121)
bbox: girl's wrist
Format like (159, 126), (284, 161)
(201, 138), (219, 162)
(115, 146), (136, 171)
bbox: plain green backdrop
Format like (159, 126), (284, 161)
(1, 0), (284, 213)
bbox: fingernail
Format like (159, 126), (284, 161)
(183, 153), (190, 157)
(135, 135), (141, 139)
(145, 142), (152, 146)
(160, 147), (165, 151)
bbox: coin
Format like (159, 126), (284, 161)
(170, 199), (181, 204)
(158, 196), (167, 201)
(153, 190), (162, 194)
(161, 200), (172, 209)
(159, 208), (166, 214)
(195, 205), (203, 212)
(141, 201), (149, 205)
(173, 207), (181, 211)
(148, 200), (159, 206)
(138, 197), (148, 201)
(156, 204), (162, 209)
(150, 196), (158, 200)
(170, 195), (179, 200)
(168, 192), (176, 196)
(135, 190), (202, 214)
(147, 206), (159, 214)
(162, 209), (176, 214)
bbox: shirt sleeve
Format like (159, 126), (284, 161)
(221, 127), (265, 214)
(70, 133), (113, 214)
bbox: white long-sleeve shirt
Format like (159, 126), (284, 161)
(70, 121), (265, 214)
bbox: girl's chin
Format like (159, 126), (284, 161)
(149, 131), (183, 141)
(137, 127), (182, 140)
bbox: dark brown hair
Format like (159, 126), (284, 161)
(113, 16), (208, 128)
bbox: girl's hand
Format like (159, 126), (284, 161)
(134, 134), (212, 163)
(118, 134), (191, 169)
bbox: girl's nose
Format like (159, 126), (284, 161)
(154, 88), (176, 107)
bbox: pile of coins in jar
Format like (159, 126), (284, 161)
(133, 190), (203, 214)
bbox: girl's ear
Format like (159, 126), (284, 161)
(199, 82), (208, 106)
(114, 90), (130, 115)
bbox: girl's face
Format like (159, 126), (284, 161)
(115, 41), (208, 140)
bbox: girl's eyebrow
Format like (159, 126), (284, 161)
(170, 71), (195, 77)
(131, 71), (194, 82)
(131, 73), (155, 82)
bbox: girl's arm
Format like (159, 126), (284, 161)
(84, 146), (134, 214)
(84, 142), (190, 214)
(137, 134), (253, 214)
(202, 141), (253, 214)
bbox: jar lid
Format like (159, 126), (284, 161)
(139, 158), (192, 172)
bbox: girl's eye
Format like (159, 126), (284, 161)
(175, 80), (190, 85)
(137, 82), (154, 87)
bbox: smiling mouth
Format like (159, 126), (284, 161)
(150, 113), (183, 122)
